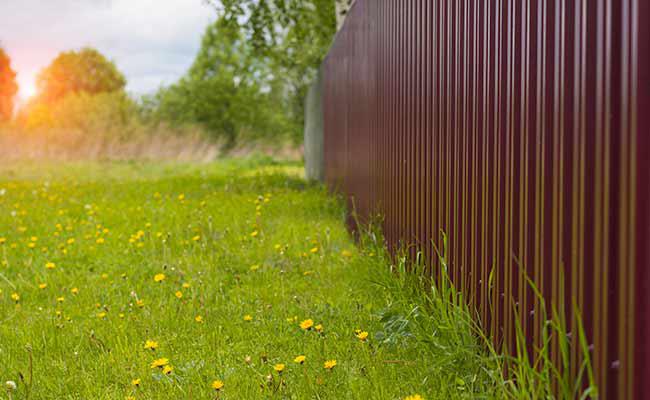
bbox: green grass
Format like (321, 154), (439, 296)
(0, 158), (506, 399)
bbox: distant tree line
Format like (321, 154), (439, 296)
(0, 2), (342, 147)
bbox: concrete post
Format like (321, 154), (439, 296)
(304, 68), (324, 182)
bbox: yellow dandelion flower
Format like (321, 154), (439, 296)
(56, 296), (65, 303)
(162, 365), (173, 375)
(126, 396), (135, 400)
(250, 230), (259, 238)
(356, 331), (369, 341)
(195, 315), (204, 323)
(178, 194), (185, 201)
(250, 264), (260, 271)
(154, 273), (166, 283)
(144, 340), (159, 351)
(310, 247), (319, 254)
(404, 395), (424, 400)
(299, 319), (314, 330)
(38, 283), (47, 289)
(243, 314), (253, 322)
(10, 292), (19, 302)
(136, 299), (145, 307)
(274, 364), (286, 373)
(324, 360), (337, 370)
(96, 238), (105, 244)
(192, 235), (201, 242)
(0, 237), (6, 244)
(97, 312), (107, 319)
(341, 249), (353, 257)
(150, 358), (169, 369)
(211, 380), (224, 391)
(45, 262), (56, 270)
(66, 238), (75, 245)
(131, 378), (141, 387)
(174, 291), (183, 299)
(71, 287), (79, 295)
(182, 282), (191, 289)
(294, 355), (306, 364)
(315, 324), (324, 333)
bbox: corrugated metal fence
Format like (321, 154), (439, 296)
(322, 1), (649, 398)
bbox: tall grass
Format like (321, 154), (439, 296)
(353, 218), (598, 399)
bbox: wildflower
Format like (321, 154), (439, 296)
(182, 282), (191, 289)
(404, 395), (424, 400)
(324, 360), (337, 370)
(310, 247), (319, 254)
(356, 331), (369, 341)
(97, 312), (107, 319)
(341, 249), (353, 258)
(250, 230), (259, 238)
(38, 283), (47, 289)
(315, 324), (324, 333)
(126, 397), (135, 400)
(96, 238), (105, 244)
(178, 194), (185, 201)
(151, 358), (169, 369)
(56, 296), (65, 303)
(211, 380), (224, 391)
(0, 238), (6, 245)
(274, 364), (285, 374)
(162, 365), (173, 375)
(67, 238), (75, 245)
(250, 264), (260, 271)
(195, 315), (204, 323)
(299, 319), (314, 330)
(10, 292), (19, 302)
(71, 287), (79, 295)
(294, 355), (306, 364)
(131, 378), (141, 387)
(243, 314), (253, 322)
(45, 262), (56, 270)
(136, 299), (145, 307)
(192, 235), (201, 242)
(5, 381), (16, 391)
(144, 340), (159, 351)
(174, 291), (183, 299)
(154, 273), (166, 283)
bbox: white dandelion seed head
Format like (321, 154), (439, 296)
(5, 380), (16, 390)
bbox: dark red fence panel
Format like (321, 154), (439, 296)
(322, 1), (649, 397)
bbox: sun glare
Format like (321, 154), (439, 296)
(17, 75), (37, 99)
(22, 81), (37, 99)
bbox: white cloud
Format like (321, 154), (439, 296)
(0, 0), (215, 98)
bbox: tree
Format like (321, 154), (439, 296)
(206, 0), (341, 134)
(151, 18), (295, 146)
(0, 47), (18, 121)
(36, 48), (126, 104)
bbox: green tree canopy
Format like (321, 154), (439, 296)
(150, 18), (295, 146)
(36, 48), (126, 103)
(0, 47), (18, 121)
(208, 0), (338, 130)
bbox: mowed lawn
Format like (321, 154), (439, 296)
(0, 160), (498, 399)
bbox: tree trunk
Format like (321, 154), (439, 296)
(335, 0), (353, 30)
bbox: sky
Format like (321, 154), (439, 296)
(0, 0), (215, 100)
